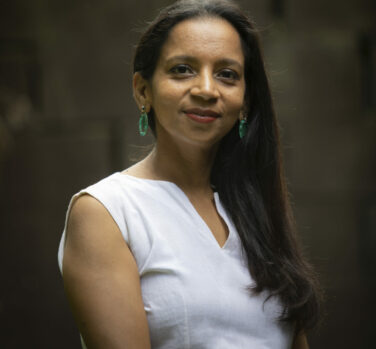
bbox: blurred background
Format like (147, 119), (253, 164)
(0, 0), (375, 347)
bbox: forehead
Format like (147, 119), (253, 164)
(159, 16), (244, 64)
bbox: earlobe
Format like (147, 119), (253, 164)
(239, 107), (246, 121)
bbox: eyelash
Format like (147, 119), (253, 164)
(169, 64), (240, 82)
(217, 69), (239, 81)
(169, 64), (193, 75)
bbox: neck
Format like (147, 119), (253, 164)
(141, 136), (219, 194)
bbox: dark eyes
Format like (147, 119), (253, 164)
(169, 64), (193, 75)
(216, 69), (239, 81)
(169, 64), (240, 82)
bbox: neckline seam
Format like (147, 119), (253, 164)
(117, 172), (218, 192)
(116, 172), (230, 250)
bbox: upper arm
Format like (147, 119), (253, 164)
(62, 194), (151, 349)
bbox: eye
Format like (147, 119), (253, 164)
(169, 64), (194, 76)
(217, 69), (240, 82)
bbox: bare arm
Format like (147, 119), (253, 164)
(292, 331), (309, 349)
(62, 194), (151, 349)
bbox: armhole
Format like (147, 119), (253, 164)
(57, 187), (129, 275)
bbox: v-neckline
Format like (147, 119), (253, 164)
(176, 188), (232, 250)
(117, 172), (232, 250)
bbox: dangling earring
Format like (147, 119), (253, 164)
(239, 116), (248, 139)
(139, 105), (148, 136)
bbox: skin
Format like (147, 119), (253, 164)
(293, 332), (309, 349)
(63, 195), (151, 349)
(63, 16), (309, 348)
(131, 16), (246, 247)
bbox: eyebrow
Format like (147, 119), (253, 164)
(165, 55), (243, 69)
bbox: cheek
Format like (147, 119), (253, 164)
(151, 73), (182, 99)
(224, 82), (246, 114)
(151, 83), (185, 110)
(226, 93), (245, 115)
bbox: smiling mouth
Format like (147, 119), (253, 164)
(183, 108), (221, 118)
(183, 109), (220, 124)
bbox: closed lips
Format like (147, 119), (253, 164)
(184, 109), (221, 118)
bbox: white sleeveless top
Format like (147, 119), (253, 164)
(58, 172), (294, 348)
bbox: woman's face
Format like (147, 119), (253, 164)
(145, 16), (246, 147)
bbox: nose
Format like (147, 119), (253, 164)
(190, 69), (219, 100)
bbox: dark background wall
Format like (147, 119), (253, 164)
(0, 0), (375, 347)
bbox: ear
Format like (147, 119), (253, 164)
(239, 102), (249, 121)
(133, 72), (152, 112)
(239, 107), (245, 121)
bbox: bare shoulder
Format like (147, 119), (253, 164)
(68, 193), (115, 233)
(64, 194), (125, 269)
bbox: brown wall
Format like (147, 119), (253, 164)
(0, 0), (375, 347)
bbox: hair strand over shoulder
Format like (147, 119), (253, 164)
(133, 0), (321, 332)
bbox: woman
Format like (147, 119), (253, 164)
(58, 0), (320, 348)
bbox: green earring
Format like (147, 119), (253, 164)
(239, 117), (248, 139)
(139, 105), (148, 136)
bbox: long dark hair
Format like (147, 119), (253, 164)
(133, 0), (321, 332)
